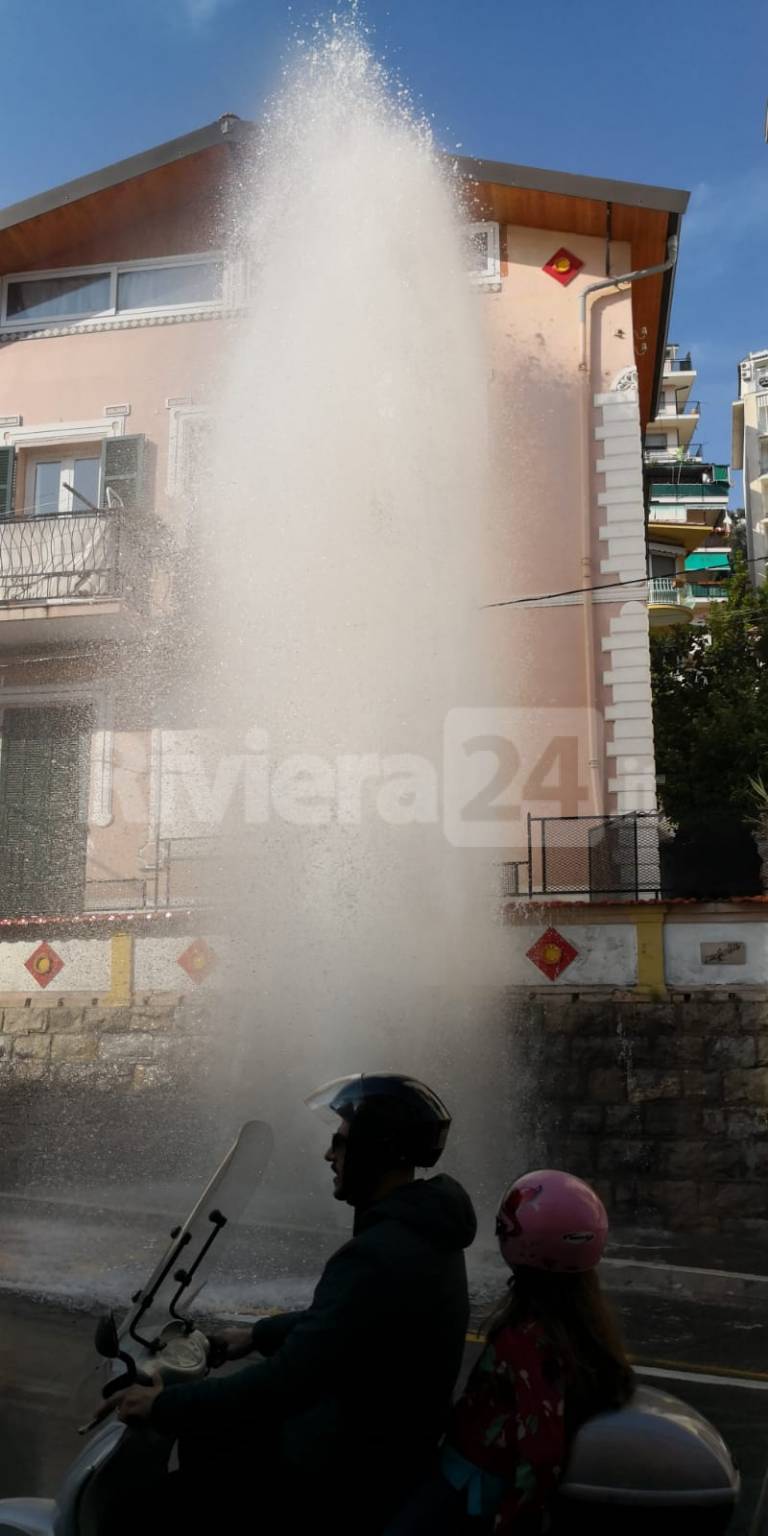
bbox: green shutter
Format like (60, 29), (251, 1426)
(100, 434), (145, 510)
(0, 447), (15, 516)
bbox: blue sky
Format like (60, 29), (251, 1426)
(3, 0), (764, 485)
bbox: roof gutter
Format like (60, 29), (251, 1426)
(578, 234), (680, 373)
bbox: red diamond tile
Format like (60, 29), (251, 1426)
(177, 938), (217, 985)
(24, 941), (64, 989)
(526, 926), (578, 982)
(542, 247), (584, 287)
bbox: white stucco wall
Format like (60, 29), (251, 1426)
(513, 922), (637, 988)
(665, 921), (768, 987)
(0, 936), (110, 993)
(134, 934), (230, 993)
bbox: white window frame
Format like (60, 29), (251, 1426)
(1, 252), (227, 331)
(166, 404), (210, 499)
(466, 221), (501, 288)
(756, 392), (768, 438)
(24, 450), (102, 518)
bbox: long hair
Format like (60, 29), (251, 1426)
(487, 1266), (635, 1432)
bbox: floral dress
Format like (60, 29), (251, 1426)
(441, 1319), (568, 1534)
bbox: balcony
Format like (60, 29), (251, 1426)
(648, 575), (728, 629)
(0, 509), (145, 647)
(644, 442), (704, 463)
(648, 576), (693, 628)
(647, 398), (700, 447)
(648, 480), (730, 500)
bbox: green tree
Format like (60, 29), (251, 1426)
(651, 556), (768, 829)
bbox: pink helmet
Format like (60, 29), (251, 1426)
(496, 1169), (608, 1273)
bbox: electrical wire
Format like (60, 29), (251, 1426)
(483, 552), (767, 610)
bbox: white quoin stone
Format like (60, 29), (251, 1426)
(598, 435), (641, 458)
(598, 486), (644, 506)
(597, 454), (641, 474)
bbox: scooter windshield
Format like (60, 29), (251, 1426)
(119, 1118), (274, 1348)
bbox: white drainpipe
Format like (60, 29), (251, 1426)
(577, 236), (679, 814)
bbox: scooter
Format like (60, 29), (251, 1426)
(0, 1118), (273, 1536)
(0, 1114), (749, 1536)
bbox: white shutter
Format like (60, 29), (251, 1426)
(465, 221), (501, 287)
(757, 392), (768, 436)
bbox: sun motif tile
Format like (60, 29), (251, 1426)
(177, 938), (217, 985)
(526, 927), (578, 982)
(542, 247), (584, 287)
(24, 941), (65, 989)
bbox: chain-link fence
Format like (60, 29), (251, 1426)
(501, 813), (662, 900)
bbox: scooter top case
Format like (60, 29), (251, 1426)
(553, 1384), (740, 1535)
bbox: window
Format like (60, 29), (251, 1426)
(757, 392), (768, 437)
(6, 436), (145, 520)
(645, 434), (668, 450)
(650, 553), (677, 580)
(2, 256), (225, 329)
(7, 271), (111, 322)
(30, 456), (101, 515)
(116, 261), (222, 313)
(464, 222), (501, 287)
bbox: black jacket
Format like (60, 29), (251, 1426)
(152, 1175), (476, 1521)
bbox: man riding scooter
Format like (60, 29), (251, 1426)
(102, 1072), (477, 1534)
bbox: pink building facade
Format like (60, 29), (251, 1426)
(0, 119), (688, 952)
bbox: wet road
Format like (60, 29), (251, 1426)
(0, 1288), (765, 1531)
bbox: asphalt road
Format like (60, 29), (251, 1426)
(0, 1289), (765, 1532)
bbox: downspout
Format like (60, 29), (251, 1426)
(577, 235), (679, 815)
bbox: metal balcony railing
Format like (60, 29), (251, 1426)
(644, 444), (705, 462)
(0, 509), (141, 606)
(655, 398), (701, 420)
(648, 577), (727, 608)
(649, 576), (686, 606)
(649, 482), (730, 501)
(667, 354), (693, 372)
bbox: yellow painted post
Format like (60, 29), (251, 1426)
(108, 932), (134, 1005)
(634, 906), (667, 996)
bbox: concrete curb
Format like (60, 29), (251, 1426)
(603, 1255), (768, 1302)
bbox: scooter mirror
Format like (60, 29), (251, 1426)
(94, 1312), (120, 1359)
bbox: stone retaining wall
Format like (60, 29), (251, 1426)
(515, 990), (768, 1235)
(0, 998), (201, 1091)
(3, 990), (768, 1234)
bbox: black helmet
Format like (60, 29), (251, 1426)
(307, 1073), (452, 1207)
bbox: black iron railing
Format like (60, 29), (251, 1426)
(0, 509), (141, 605)
(501, 813), (662, 901)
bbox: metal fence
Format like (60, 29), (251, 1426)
(501, 812), (662, 900)
(0, 510), (138, 605)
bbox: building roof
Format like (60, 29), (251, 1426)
(0, 116), (689, 420)
(0, 117), (249, 234)
(0, 120), (689, 233)
(453, 153), (688, 216)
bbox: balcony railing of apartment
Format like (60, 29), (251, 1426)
(648, 482), (730, 501)
(655, 398), (701, 420)
(501, 813), (662, 901)
(0, 508), (143, 606)
(667, 354), (693, 372)
(648, 577), (727, 608)
(644, 444), (704, 462)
